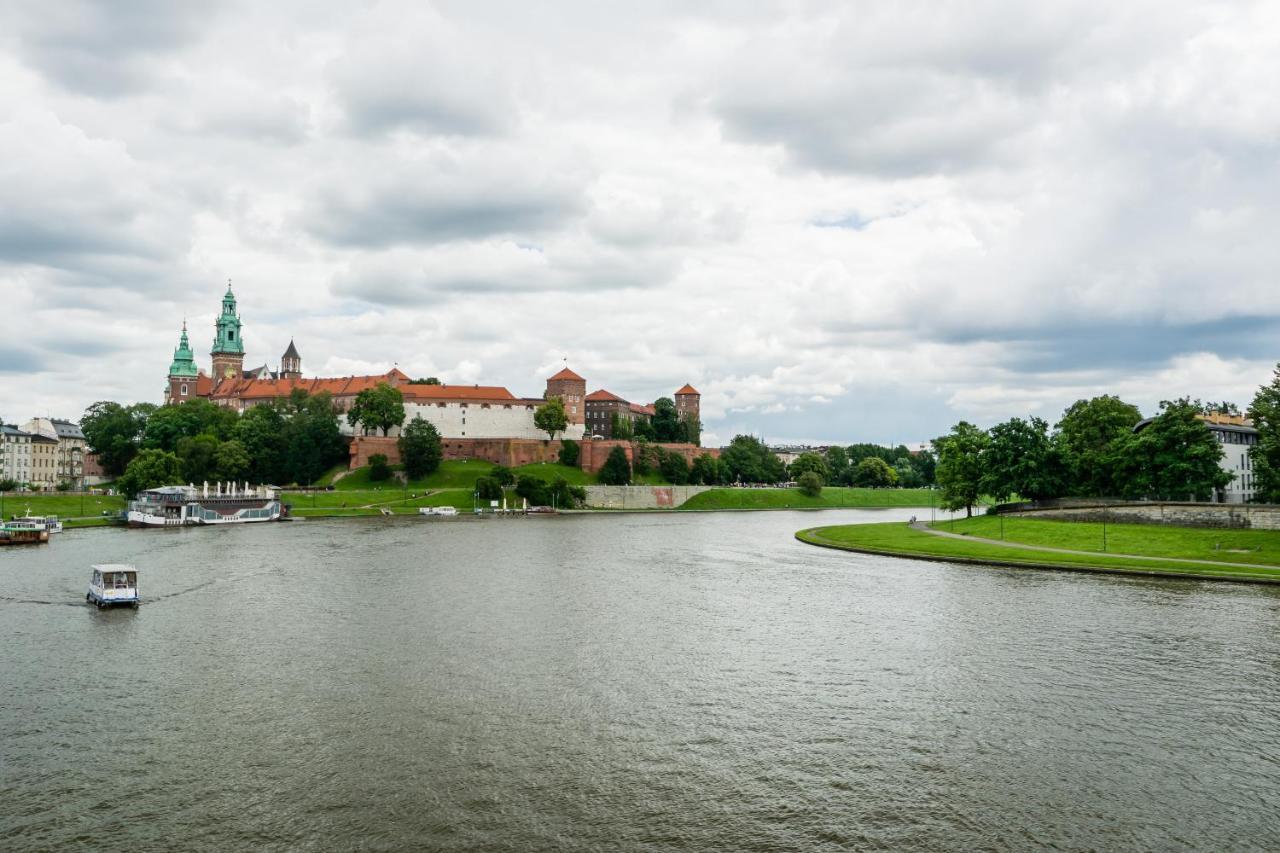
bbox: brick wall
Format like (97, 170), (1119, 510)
(1007, 501), (1280, 530)
(351, 435), (719, 474)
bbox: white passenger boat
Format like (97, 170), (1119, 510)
(126, 483), (285, 528)
(87, 565), (139, 609)
(13, 514), (62, 534)
(0, 519), (48, 546)
(418, 506), (459, 517)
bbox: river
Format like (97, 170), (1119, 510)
(3, 508), (1280, 851)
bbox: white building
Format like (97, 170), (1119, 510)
(0, 426), (33, 487)
(343, 384), (586, 441)
(21, 417), (87, 490)
(1202, 414), (1259, 504)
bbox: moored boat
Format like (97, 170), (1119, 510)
(12, 514), (62, 534)
(126, 482), (285, 528)
(87, 564), (139, 608)
(0, 519), (49, 545)
(418, 506), (459, 517)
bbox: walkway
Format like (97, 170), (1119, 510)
(909, 521), (1276, 572)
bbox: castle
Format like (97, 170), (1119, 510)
(163, 285), (700, 447)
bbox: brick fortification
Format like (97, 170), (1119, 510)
(349, 436), (717, 473)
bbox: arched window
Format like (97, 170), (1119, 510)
(180, 383), (188, 395)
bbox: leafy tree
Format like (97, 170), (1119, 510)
(534, 398), (569, 440)
(683, 413), (702, 446)
(118, 449), (183, 498)
(1112, 398), (1232, 500)
(490, 465), (515, 487)
(142, 399), (236, 452)
(80, 401), (150, 476)
(853, 456), (898, 487)
(659, 450), (689, 484)
(213, 439), (251, 482)
(283, 392), (346, 486)
(981, 416), (1065, 502)
(409, 377), (442, 385)
(558, 439), (580, 467)
(1249, 364), (1280, 502)
(894, 460), (924, 488)
(1054, 395), (1142, 497)
(651, 397), (681, 442)
(475, 476), (503, 502)
(0, 479), (17, 492)
(631, 439), (662, 476)
(598, 446), (632, 485)
(515, 474), (549, 505)
(346, 382), (405, 436)
(913, 448), (937, 486)
(789, 452), (831, 484)
(797, 471), (824, 497)
(1202, 401), (1241, 416)
(177, 433), (220, 483)
(368, 453), (392, 482)
(720, 435), (786, 484)
(609, 412), (633, 440)
(234, 404), (287, 484)
(933, 421), (989, 517)
(689, 453), (724, 485)
(824, 446), (850, 484)
(633, 416), (656, 441)
(398, 415), (443, 480)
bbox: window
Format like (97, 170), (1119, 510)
(229, 331), (235, 341)
(180, 383), (188, 395)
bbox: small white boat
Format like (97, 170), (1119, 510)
(418, 506), (459, 517)
(87, 564), (140, 609)
(13, 513), (62, 534)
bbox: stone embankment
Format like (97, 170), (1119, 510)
(1001, 499), (1280, 530)
(583, 485), (712, 510)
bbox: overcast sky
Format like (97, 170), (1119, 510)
(3, 1), (1280, 446)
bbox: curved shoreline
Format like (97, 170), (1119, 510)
(795, 526), (1280, 586)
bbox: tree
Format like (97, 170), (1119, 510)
(651, 397), (681, 442)
(933, 421), (989, 517)
(894, 460), (924, 488)
(1054, 395), (1142, 497)
(213, 439), (251, 482)
(534, 398), (569, 440)
(609, 412), (633, 440)
(598, 446), (632, 485)
(346, 383), (405, 436)
(1112, 398), (1232, 501)
(558, 439), (580, 467)
(797, 471), (824, 497)
(177, 433), (220, 483)
(852, 456), (898, 487)
(789, 452), (831, 484)
(981, 417), (1065, 502)
(368, 453), (392, 482)
(0, 479), (17, 492)
(659, 450), (689, 484)
(118, 449), (183, 498)
(409, 377), (442, 385)
(825, 446), (850, 484)
(80, 401), (150, 476)
(475, 476), (503, 502)
(398, 416), (443, 480)
(515, 474), (549, 505)
(682, 413), (702, 447)
(142, 399), (236, 452)
(490, 465), (515, 486)
(234, 404), (287, 484)
(689, 453), (724, 485)
(720, 435), (786, 484)
(1250, 364), (1280, 502)
(283, 392), (346, 486)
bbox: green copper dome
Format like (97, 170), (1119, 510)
(213, 283), (244, 355)
(169, 323), (199, 377)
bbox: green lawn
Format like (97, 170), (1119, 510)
(936, 515), (1280, 568)
(797, 522), (1280, 583)
(287, 487), (477, 516)
(334, 459), (498, 491)
(512, 462), (596, 485)
(680, 487), (936, 511)
(0, 493), (125, 520)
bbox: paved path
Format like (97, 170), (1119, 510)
(909, 521), (1276, 571)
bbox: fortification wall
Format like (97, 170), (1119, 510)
(1007, 501), (1280, 530)
(584, 485), (712, 510)
(350, 435), (719, 474)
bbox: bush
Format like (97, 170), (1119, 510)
(0, 479), (18, 492)
(598, 446), (631, 485)
(515, 475), (550, 506)
(398, 416), (442, 480)
(558, 439), (579, 467)
(658, 450), (689, 485)
(490, 465), (515, 486)
(56, 481), (72, 492)
(368, 454), (392, 482)
(475, 476), (504, 502)
(797, 471), (824, 497)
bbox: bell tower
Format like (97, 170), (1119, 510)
(165, 321), (200, 404)
(280, 339), (302, 380)
(211, 281), (245, 383)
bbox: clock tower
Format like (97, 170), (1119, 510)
(211, 282), (245, 383)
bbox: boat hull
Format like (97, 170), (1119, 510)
(127, 501), (284, 528)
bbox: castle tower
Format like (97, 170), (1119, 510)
(675, 383), (701, 422)
(280, 339), (302, 380)
(165, 322), (200, 404)
(211, 283), (245, 383)
(545, 366), (587, 425)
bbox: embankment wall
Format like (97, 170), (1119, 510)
(584, 485), (712, 509)
(1006, 501), (1280, 530)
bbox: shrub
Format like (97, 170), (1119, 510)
(475, 476), (503, 502)
(368, 454), (392, 482)
(0, 478), (18, 492)
(658, 450), (689, 484)
(490, 465), (515, 486)
(797, 471), (824, 497)
(515, 474), (551, 506)
(598, 446), (631, 485)
(558, 439), (579, 467)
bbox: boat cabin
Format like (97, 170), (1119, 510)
(88, 564), (139, 609)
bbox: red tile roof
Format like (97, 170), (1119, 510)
(548, 367), (585, 382)
(675, 383), (700, 396)
(402, 384), (516, 402)
(195, 374), (214, 396)
(209, 369), (409, 401)
(586, 388), (626, 402)
(629, 403), (656, 417)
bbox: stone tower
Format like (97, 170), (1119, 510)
(166, 321), (200, 404)
(211, 283), (245, 383)
(675, 383), (701, 423)
(280, 339), (302, 380)
(545, 366), (587, 426)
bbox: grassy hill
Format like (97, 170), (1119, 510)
(680, 487), (935, 511)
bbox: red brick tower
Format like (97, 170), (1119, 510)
(546, 367), (587, 425)
(675, 384), (701, 422)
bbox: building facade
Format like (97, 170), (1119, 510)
(0, 426), (33, 486)
(20, 418), (86, 490)
(1201, 413), (1259, 504)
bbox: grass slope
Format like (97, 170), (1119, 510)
(511, 462), (596, 485)
(334, 459), (497, 491)
(681, 487), (935, 511)
(1, 493), (125, 520)
(797, 522), (1280, 583)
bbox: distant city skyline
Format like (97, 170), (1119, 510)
(4, 1), (1280, 445)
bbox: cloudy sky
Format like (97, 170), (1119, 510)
(3, 1), (1280, 446)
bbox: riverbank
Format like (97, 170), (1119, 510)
(797, 521), (1280, 584)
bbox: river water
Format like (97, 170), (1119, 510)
(3, 508), (1280, 851)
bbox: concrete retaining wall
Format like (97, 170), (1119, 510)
(584, 485), (712, 509)
(1007, 501), (1280, 530)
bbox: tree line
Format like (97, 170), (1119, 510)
(785, 444), (936, 489)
